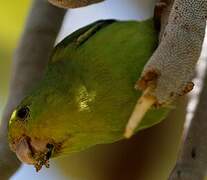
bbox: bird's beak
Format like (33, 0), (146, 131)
(11, 136), (54, 171)
(15, 137), (36, 164)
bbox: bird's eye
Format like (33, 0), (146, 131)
(16, 107), (30, 120)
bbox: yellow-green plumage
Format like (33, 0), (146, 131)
(8, 19), (169, 160)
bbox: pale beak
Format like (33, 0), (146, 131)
(13, 137), (54, 171)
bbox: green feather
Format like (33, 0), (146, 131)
(9, 19), (169, 157)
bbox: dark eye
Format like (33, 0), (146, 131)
(17, 107), (30, 119)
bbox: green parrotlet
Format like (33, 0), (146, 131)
(8, 19), (169, 171)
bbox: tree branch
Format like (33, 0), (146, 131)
(0, 1), (66, 179)
(48, 0), (103, 8)
(168, 53), (207, 179)
(153, 0), (207, 179)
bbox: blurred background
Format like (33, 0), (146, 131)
(1, 0), (206, 180)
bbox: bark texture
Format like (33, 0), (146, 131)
(153, 1), (207, 179)
(169, 55), (207, 180)
(0, 1), (65, 179)
(48, 0), (103, 8)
